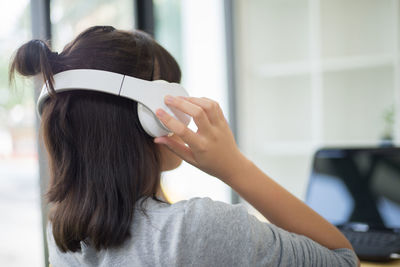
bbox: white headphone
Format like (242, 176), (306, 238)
(37, 69), (191, 137)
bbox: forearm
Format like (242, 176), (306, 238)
(222, 156), (354, 251)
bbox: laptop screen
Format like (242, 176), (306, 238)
(305, 147), (400, 229)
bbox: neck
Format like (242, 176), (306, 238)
(156, 184), (170, 203)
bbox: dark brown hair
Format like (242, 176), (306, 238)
(9, 26), (181, 252)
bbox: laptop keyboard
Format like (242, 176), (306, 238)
(341, 229), (400, 255)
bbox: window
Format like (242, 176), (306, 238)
(0, 0), (44, 266)
(154, 0), (232, 203)
(51, 0), (134, 51)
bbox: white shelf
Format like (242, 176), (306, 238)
(259, 140), (396, 157)
(236, 0), (400, 199)
(320, 0), (395, 59)
(322, 65), (394, 142)
(256, 61), (311, 77)
(261, 141), (314, 156)
(322, 54), (394, 72)
(237, 0), (309, 68)
(321, 140), (399, 148)
(255, 55), (394, 78)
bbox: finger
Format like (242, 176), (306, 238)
(154, 136), (196, 165)
(155, 108), (202, 150)
(182, 97), (223, 125)
(200, 97), (226, 122)
(165, 95), (211, 130)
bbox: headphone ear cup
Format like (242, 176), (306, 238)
(137, 103), (169, 137)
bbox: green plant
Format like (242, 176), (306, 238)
(382, 104), (395, 140)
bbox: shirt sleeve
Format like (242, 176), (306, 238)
(182, 197), (358, 267)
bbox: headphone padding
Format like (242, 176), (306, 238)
(137, 103), (169, 137)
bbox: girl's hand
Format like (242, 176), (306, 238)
(154, 96), (247, 181)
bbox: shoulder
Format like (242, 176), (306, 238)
(180, 197), (250, 228)
(182, 196), (244, 212)
(174, 197), (295, 266)
(178, 198), (260, 258)
(141, 197), (265, 266)
(179, 197), (276, 247)
(142, 196), (255, 246)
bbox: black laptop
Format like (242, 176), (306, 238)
(305, 147), (400, 261)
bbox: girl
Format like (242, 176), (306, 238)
(10, 26), (358, 266)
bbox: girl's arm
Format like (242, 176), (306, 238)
(154, 95), (359, 265)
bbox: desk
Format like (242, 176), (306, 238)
(361, 260), (400, 267)
(49, 260), (400, 266)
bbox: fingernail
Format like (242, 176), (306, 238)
(154, 137), (167, 145)
(156, 109), (166, 118)
(178, 96), (190, 102)
(165, 95), (174, 104)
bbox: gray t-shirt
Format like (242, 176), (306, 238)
(47, 197), (358, 266)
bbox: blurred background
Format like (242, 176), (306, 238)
(0, 0), (399, 266)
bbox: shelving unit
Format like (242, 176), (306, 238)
(235, 0), (400, 203)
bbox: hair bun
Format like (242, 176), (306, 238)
(12, 39), (52, 76)
(10, 39), (55, 90)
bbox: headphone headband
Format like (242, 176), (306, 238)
(37, 69), (190, 137)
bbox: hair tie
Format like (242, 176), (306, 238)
(49, 51), (59, 60)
